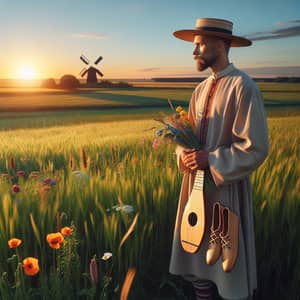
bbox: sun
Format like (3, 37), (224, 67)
(18, 66), (37, 79)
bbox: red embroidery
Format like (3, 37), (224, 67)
(199, 78), (220, 146)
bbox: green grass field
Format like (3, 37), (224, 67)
(0, 83), (299, 299)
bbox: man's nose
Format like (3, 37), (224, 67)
(193, 45), (200, 56)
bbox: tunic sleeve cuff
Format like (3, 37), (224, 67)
(208, 152), (225, 187)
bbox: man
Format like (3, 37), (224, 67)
(169, 18), (269, 300)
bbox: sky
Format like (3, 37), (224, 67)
(0, 0), (299, 79)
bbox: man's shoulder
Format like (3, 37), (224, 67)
(193, 77), (210, 93)
(231, 67), (258, 90)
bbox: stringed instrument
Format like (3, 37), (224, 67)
(180, 169), (205, 253)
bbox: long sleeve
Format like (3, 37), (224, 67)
(208, 81), (269, 186)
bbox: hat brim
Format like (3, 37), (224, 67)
(173, 29), (252, 47)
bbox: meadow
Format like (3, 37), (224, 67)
(0, 83), (299, 299)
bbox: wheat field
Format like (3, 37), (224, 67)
(0, 113), (299, 299)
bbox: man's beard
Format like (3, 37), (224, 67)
(194, 55), (216, 72)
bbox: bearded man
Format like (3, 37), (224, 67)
(169, 18), (269, 300)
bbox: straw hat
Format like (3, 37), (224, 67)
(173, 18), (252, 47)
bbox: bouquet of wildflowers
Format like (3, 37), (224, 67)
(153, 104), (201, 150)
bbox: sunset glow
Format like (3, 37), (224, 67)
(18, 66), (37, 80)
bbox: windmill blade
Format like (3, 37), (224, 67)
(80, 69), (88, 77)
(79, 67), (87, 76)
(94, 56), (103, 65)
(96, 69), (104, 77)
(80, 54), (89, 65)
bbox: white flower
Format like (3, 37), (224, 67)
(101, 252), (113, 261)
(112, 205), (120, 211)
(72, 170), (90, 179)
(121, 205), (134, 214)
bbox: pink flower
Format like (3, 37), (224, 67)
(12, 184), (20, 194)
(152, 138), (161, 149)
(89, 256), (98, 284)
(16, 170), (25, 177)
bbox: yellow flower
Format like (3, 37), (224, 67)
(61, 226), (74, 236)
(176, 106), (183, 113)
(8, 238), (22, 249)
(23, 257), (40, 276)
(180, 110), (188, 120)
(46, 232), (64, 249)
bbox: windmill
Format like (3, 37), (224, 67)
(79, 54), (104, 84)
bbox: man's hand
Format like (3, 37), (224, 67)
(180, 148), (209, 171)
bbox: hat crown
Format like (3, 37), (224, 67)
(195, 18), (233, 33)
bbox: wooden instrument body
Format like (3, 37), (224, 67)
(180, 170), (205, 253)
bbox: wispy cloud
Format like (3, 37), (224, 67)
(137, 68), (161, 72)
(246, 20), (300, 41)
(71, 33), (111, 40)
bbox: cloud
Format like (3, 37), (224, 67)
(71, 33), (110, 40)
(137, 68), (161, 72)
(246, 20), (300, 41)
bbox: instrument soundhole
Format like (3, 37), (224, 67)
(188, 212), (198, 226)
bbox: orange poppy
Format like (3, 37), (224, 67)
(61, 226), (74, 236)
(8, 238), (22, 249)
(46, 232), (64, 249)
(23, 257), (40, 276)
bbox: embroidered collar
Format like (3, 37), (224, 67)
(211, 63), (235, 80)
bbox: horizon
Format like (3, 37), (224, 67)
(0, 0), (299, 80)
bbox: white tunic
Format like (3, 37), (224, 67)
(169, 63), (269, 300)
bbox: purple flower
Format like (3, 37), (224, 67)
(166, 124), (181, 136)
(155, 129), (164, 137)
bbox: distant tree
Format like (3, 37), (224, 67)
(41, 78), (57, 89)
(98, 80), (114, 87)
(59, 74), (80, 90)
(115, 81), (132, 88)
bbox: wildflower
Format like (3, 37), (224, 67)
(131, 156), (138, 166)
(72, 170), (90, 179)
(23, 257), (40, 276)
(152, 138), (161, 149)
(69, 155), (76, 170)
(180, 110), (188, 121)
(101, 252), (113, 261)
(112, 204), (121, 211)
(8, 238), (22, 249)
(89, 256), (98, 284)
(166, 124), (181, 136)
(46, 232), (64, 249)
(16, 170), (25, 177)
(8, 157), (16, 170)
(121, 205), (134, 214)
(12, 184), (20, 194)
(80, 148), (88, 170)
(61, 226), (74, 236)
(176, 106), (183, 113)
(42, 178), (52, 185)
(155, 129), (164, 137)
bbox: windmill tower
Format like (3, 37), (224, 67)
(79, 55), (104, 84)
